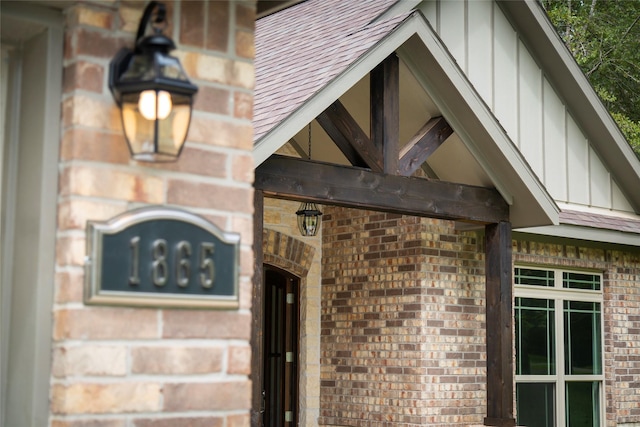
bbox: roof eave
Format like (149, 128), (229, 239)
(498, 0), (640, 214)
(515, 226), (640, 249)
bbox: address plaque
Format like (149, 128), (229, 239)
(85, 206), (240, 309)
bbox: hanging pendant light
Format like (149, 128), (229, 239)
(296, 123), (322, 236)
(297, 201), (322, 237)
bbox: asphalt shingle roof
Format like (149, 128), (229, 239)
(560, 210), (640, 235)
(254, 0), (406, 142)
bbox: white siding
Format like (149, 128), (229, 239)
(566, 115), (589, 204)
(612, 180), (635, 211)
(420, 1), (438, 31)
(418, 0), (635, 213)
(467, 0), (493, 105)
(542, 79), (567, 201)
(492, 4), (518, 139)
(438, 0), (466, 72)
(518, 40), (543, 177)
(589, 147), (611, 208)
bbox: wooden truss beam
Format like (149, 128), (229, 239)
(399, 116), (453, 176)
(255, 155), (509, 224)
(317, 100), (383, 172)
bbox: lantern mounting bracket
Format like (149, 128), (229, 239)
(136, 1), (166, 42)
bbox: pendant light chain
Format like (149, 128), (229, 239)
(308, 122), (312, 160)
(296, 121), (323, 236)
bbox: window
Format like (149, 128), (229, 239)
(515, 267), (604, 427)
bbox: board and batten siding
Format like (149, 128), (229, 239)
(418, 0), (635, 214)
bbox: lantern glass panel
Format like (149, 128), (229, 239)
(298, 214), (318, 236)
(121, 53), (155, 81)
(120, 92), (192, 162)
(155, 52), (189, 80)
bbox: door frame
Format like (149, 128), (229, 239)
(0, 3), (63, 425)
(262, 266), (300, 427)
(251, 191), (265, 427)
(251, 193), (319, 426)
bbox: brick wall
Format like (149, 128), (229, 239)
(51, 1), (255, 425)
(319, 207), (487, 427)
(608, 252), (640, 425)
(319, 206), (640, 427)
(514, 241), (640, 426)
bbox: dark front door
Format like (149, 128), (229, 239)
(263, 267), (299, 427)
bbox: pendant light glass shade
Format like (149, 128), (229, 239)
(296, 202), (322, 237)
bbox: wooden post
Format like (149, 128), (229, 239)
(484, 221), (516, 427)
(251, 190), (265, 427)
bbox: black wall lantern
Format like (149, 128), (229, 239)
(109, 1), (198, 162)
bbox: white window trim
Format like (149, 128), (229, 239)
(514, 266), (606, 427)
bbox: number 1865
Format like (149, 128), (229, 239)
(128, 237), (215, 289)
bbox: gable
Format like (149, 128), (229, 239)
(254, 1), (560, 229)
(417, 0), (640, 215)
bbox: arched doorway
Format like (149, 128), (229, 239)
(252, 225), (317, 427)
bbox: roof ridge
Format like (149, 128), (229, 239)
(348, 7), (415, 37)
(366, 0), (419, 27)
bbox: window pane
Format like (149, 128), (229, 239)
(516, 383), (555, 427)
(566, 382), (600, 427)
(516, 298), (555, 375)
(515, 268), (554, 287)
(563, 272), (601, 291)
(564, 301), (602, 375)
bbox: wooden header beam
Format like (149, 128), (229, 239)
(255, 155), (509, 224)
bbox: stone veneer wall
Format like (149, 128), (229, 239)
(51, 1), (255, 425)
(319, 206), (640, 427)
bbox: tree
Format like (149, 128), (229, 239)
(541, 0), (640, 158)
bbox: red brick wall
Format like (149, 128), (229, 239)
(51, 1), (255, 425)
